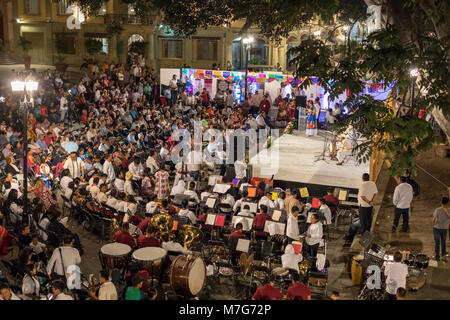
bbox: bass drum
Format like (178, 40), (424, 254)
(170, 255), (206, 297)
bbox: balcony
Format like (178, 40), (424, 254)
(104, 14), (154, 26)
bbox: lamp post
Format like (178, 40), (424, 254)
(410, 68), (419, 109)
(11, 80), (38, 217)
(243, 36), (254, 102)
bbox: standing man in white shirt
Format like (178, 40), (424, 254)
(304, 213), (323, 258)
(169, 74), (178, 106)
(63, 152), (83, 179)
(392, 176), (414, 232)
(46, 235), (81, 282)
(146, 150), (159, 174)
(384, 252), (408, 300)
(286, 206), (300, 243)
(102, 153), (115, 182)
(234, 159), (248, 180)
(358, 173), (378, 233)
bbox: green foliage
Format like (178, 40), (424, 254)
(18, 36), (32, 58)
(128, 41), (148, 57)
(106, 22), (124, 38)
(84, 38), (103, 56)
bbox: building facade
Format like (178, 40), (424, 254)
(0, 0), (289, 72)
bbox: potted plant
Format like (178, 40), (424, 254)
(54, 36), (68, 72)
(128, 41), (148, 57)
(84, 38), (103, 72)
(18, 36), (32, 69)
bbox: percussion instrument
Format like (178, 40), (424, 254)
(271, 267), (291, 289)
(405, 254), (416, 267)
(414, 254), (429, 269)
(170, 255), (206, 297)
(351, 254), (364, 285)
(99, 243), (132, 272)
(406, 267), (426, 291)
(253, 270), (268, 281)
(132, 247), (167, 279)
(400, 250), (410, 262)
(218, 267), (234, 277)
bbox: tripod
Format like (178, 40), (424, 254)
(314, 131), (331, 164)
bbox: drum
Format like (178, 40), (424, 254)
(415, 254), (429, 269)
(132, 247), (167, 279)
(170, 255), (206, 297)
(271, 267), (290, 289)
(99, 243), (132, 271)
(351, 254), (364, 285)
(405, 254), (416, 267)
(406, 267), (426, 291)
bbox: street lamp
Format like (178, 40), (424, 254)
(243, 36), (254, 102)
(11, 79), (38, 217)
(410, 68), (419, 109)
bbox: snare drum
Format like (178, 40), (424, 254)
(99, 243), (132, 271)
(132, 247), (167, 279)
(405, 254), (416, 267)
(271, 267), (290, 289)
(170, 255), (206, 297)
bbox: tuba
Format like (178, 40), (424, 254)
(179, 225), (203, 250)
(152, 213), (175, 240)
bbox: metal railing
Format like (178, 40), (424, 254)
(104, 14), (154, 26)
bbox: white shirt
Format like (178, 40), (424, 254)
(46, 246), (81, 278)
(54, 293), (74, 300)
(384, 262), (408, 295)
(90, 185), (100, 199)
(98, 281), (118, 300)
(393, 183), (413, 209)
(63, 157), (83, 178)
(146, 201), (157, 214)
(171, 181), (186, 196)
(258, 196), (275, 210)
(103, 160), (115, 181)
(162, 241), (191, 255)
(184, 189), (200, 204)
(146, 156), (159, 174)
(124, 181), (136, 196)
(128, 162), (143, 180)
(60, 176), (73, 191)
(178, 208), (197, 224)
(256, 115), (267, 127)
(234, 160), (247, 179)
(286, 213), (300, 240)
(305, 222), (323, 246)
(358, 181), (378, 207)
(186, 151), (202, 172)
(281, 244), (302, 273)
(106, 197), (118, 209)
(22, 275), (40, 296)
(319, 204), (332, 225)
(114, 179), (125, 193)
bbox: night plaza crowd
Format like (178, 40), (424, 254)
(0, 61), (427, 301)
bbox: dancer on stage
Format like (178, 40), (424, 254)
(306, 100), (318, 136)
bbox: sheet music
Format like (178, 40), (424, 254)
(264, 221), (285, 235)
(205, 197), (216, 208)
(205, 214), (216, 225)
(236, 239), (250, 253)
(338, 189), (348, 201)
(213, 183), (231, 194)
(208, 175), (219, 186)
(307, 212), (313, 224)
(232, 216), (253, 231)
(272, 210), (282, 222)
(242, 201), (258, 213)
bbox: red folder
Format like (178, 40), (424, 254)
(172, 220), (178, 231)
(312, 198), (320, 209)
(292, 241), (302, 255)
(214, 215), (225, 227)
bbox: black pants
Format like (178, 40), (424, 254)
(304, 242), (319, 258)
(359, 206), (373, 233)
(393, 208), (409, 231)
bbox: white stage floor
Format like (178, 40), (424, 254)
(250, 130), (369, 190)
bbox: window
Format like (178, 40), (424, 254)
(55, 34), (76, 54)
(196, 39), (218, 61)
(24, 0), (40, 15)
(58, 0), (70, 15)
(93, 38), (108, 54)
(161, 39), (182, 59)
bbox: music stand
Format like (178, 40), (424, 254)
(314, 130), (333, 164)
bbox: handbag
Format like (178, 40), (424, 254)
(50, 248), (67, 283)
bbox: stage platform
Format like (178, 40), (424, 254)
(250, 130), (369, 191)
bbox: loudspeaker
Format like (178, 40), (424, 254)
(295, 95), (307, 108)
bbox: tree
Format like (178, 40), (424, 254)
(128, 41), (148, 57)
(66, 0), (450, 175)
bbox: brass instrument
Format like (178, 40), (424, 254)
(179, 225), (203, 250)
(110, 218), (120, 241)
(298, 260), (309, 277)
(239, 252), (254, 275)
(152, 213), (175, 240)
